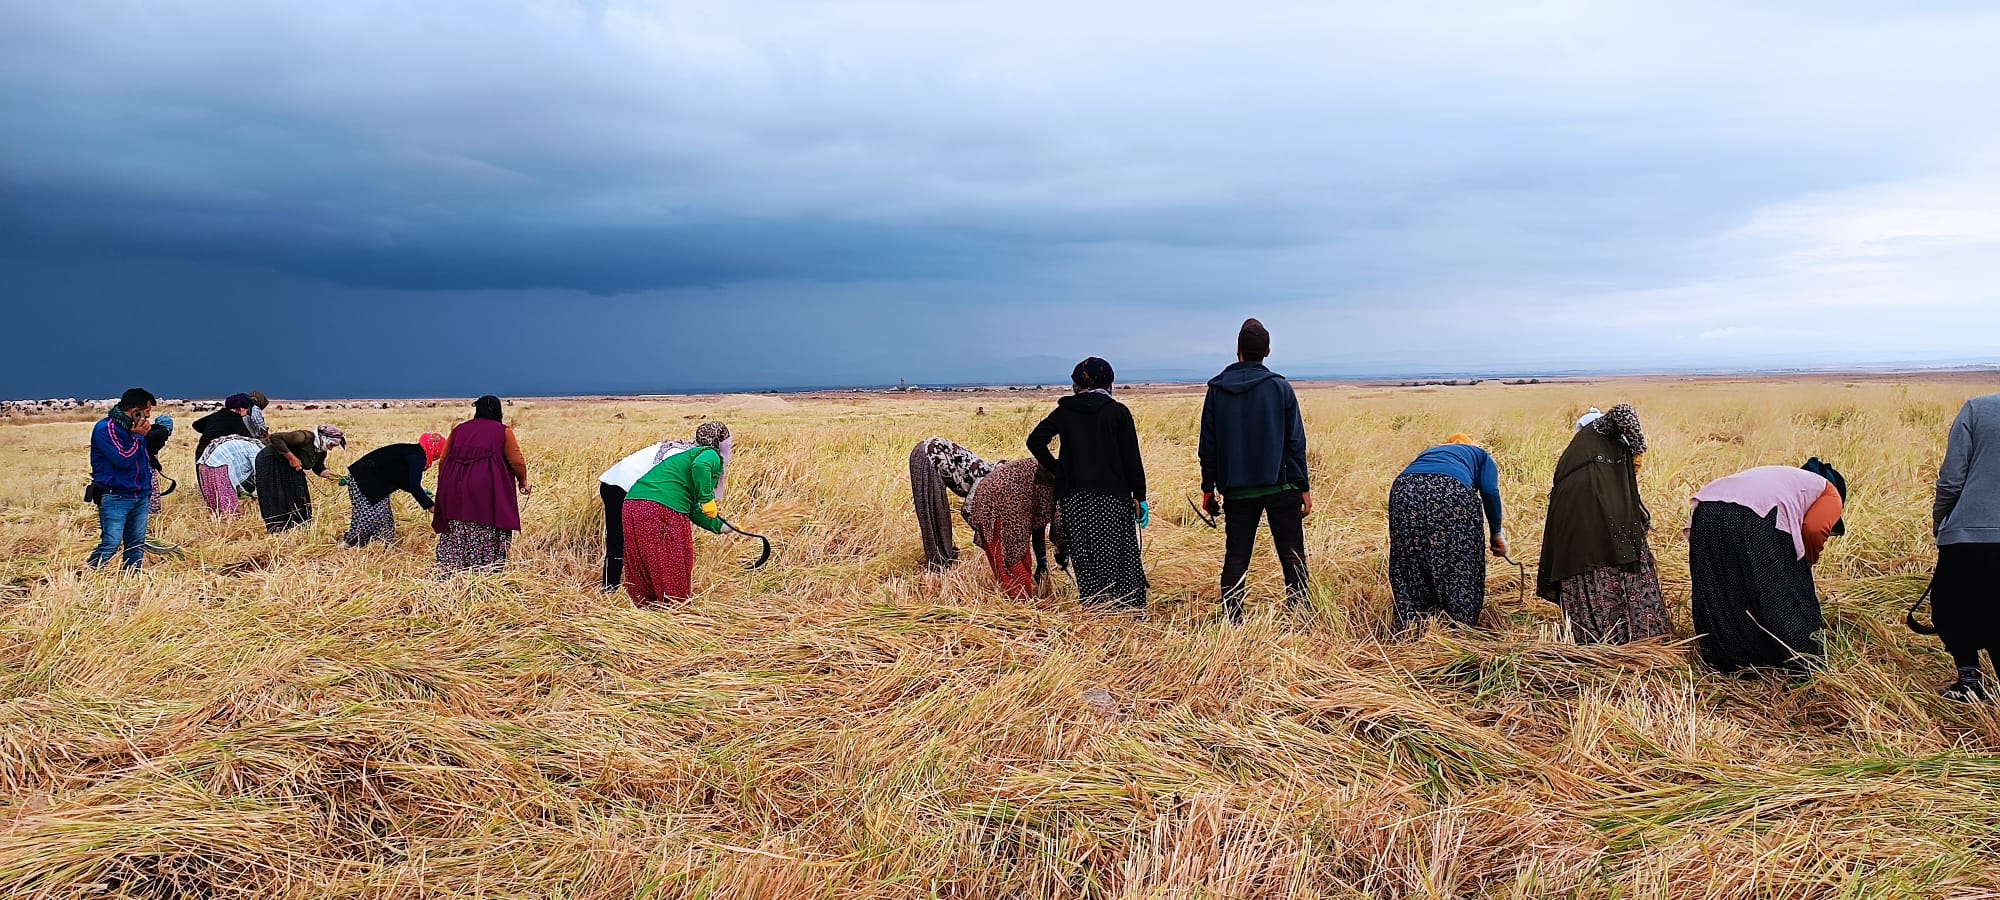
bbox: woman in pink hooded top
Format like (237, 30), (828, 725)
(1686, 458), (1846, 674)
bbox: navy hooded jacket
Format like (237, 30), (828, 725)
(1198, 362), (1310, 495)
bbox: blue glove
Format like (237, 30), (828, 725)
(1135, 500), (1151, 529)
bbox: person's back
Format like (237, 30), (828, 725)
(433, 400), (526, 535)
(1401, 440), (1505, 545)
(628, 445), (726, 532)
(1402, 443), (1490, 485)
(1029, 391), (1144, 501)
(349, 443), (432, 507)
(1200, 364), (1307, 497)
(1937, 393), (2000, 544)
(1198, 318), (1312, 621)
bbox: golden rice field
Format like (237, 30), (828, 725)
(2, 378), (1998, 899)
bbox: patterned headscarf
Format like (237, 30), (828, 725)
(419, 432), (447, 466)
(225, 393), (253, 410)
(695, 421), (731, 448)
(923, 437), (997, 498)
(1590, 403), (1647, 456)
(1072, 357), (1115, 391)
(315, 424), (347, 451)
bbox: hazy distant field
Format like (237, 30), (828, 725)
(2, 379), (1998, 898)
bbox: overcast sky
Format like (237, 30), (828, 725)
(4, 1), (1998, 399)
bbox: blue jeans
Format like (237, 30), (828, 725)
(89, 492), (150, 571)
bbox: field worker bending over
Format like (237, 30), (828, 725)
(1537, 403), (1670, 644)
(144, 414), (175, 515)
(1389, 434), (1507, 634)
(600, 429), (725, 591)
(256, 424), (346, 533)
(622, 421), (733, 606)
(245, 391), (273, 438)
(1686, 460), (1846, 675)
(87, 388), (158, 572)
(432, 396), (530, 575)
(1931, 393), (2000, 702)
(909, 437), (999, 572)
(192, 393), (256, 461)
(1028, 357), (1149, 613)
(962, 457), (1062, 599)
(339, 433), (445, 548)
(195, 435), (263, 518)
(1200, 318), (1312, 623)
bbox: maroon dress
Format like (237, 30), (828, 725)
(432, 418), (520, 573)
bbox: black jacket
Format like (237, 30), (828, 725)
(1027, 391), (1147, 501)
(192, 407), (253, 459)
(346, 443), (435, 509)
(1199, 362), (1310, 494)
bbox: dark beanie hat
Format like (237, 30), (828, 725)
(1072, 357), (1115, 390)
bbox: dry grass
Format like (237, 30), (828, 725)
(2, 379), (1998, 899)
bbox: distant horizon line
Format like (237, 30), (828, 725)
(7, 360), (1998, 405)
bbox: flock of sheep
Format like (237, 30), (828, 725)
(0, 398), (474, 419)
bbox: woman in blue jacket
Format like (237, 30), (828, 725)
(1388, 434), (1507, 633)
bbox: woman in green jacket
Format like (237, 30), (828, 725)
(622, 421), (733, 606)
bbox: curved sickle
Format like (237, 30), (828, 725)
(1186, 496), (1218, 529)
(720, 519), (774, 570)
(1906, 576), (1937, 636)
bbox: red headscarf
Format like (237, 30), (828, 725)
(419, 432), (446, 467)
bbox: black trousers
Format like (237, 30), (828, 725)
(1220, 489), (1309, 619)
(1934, 542), (2000, 673)
(600, 481), (627, 591)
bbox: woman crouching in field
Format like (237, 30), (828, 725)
(340, 433), (444, 548)
(1537, 404), (1670, 644)
(599, 428), (727, 591)
(432, 396), (530, 575)
(909, 437), (999, 572)
(196, 434), (262, 518)
(1388, 434), (1507, 634)
(255, 425), (346, 532)
(1687, 460), (1846, 675)
(962, 457), (1062, 599)
(622, 421), (732, 606)
(1028, 357), (1148, 612)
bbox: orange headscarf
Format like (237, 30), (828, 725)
(419, 432), (446, 467)
(1445, 433), (1477, 446)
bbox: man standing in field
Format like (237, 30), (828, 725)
(88, 387), (157, 572)
(1933, 391), (2000, 702)
(1200, 318), (1312, 623)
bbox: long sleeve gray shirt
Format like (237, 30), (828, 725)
(1935, 393), (2000, 545)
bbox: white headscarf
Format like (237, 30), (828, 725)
(1576, 408), (1603, 430)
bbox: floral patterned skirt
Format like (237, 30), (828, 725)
(1556, 543), (1670, 643)
(1388, 473), (1487, 632)
(436, 519), (512, 575)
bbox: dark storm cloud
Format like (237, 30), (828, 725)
(4, 1), (1999, 398)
